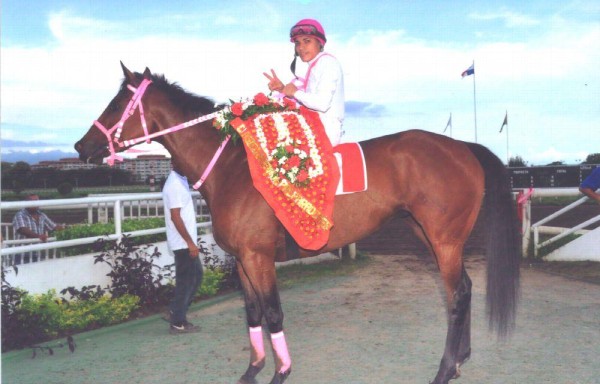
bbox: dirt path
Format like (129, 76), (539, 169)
(3, 254), (599, 384)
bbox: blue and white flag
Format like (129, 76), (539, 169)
(461, 63), (475, 78)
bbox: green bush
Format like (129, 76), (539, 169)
(198, 268), (225, 297)
(5, 289), (139, 350)
(59, 294), (140, 331)
(19, 290), (65, 339)
(56, 218), (167, 255)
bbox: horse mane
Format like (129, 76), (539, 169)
(123, 71), (221, 116)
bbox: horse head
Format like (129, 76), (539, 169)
(74, 62), (154, 165)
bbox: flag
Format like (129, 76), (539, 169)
(499, 111), (508, 133)
(461, 63), (475, 78)
(444, 113), (452, 133)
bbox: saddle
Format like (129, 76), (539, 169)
(333, 143), (368, 195)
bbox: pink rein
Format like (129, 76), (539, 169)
(93, 78), (228, 189)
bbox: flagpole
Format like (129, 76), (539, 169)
(444, 112), (452, 138)
(472, 60), (478, 143)
(506, 110), (509, 165)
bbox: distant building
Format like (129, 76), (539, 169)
(31, 155), (172, 183)
(31, 158), (97, 171)
(115, 155), (172, 182)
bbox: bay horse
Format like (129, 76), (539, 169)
(75, 64), (520, 384)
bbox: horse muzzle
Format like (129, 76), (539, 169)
(74, 139), (109, 165)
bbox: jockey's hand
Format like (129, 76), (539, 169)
(263, 69), (284, 92)
(282, 83), (298, 98)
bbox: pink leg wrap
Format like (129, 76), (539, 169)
(249, 326), (265, 366)
(270, 331), (291, 373)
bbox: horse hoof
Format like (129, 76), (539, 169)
(453, 363), (461, 379)
(237, 377), (257, 384)
(268, 368), (291, 384)
(238, 363), (264, 384)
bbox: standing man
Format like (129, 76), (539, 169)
(579, 166), (600, 204)
(162, 169), (203, 334)
(12, 193), (65, 264)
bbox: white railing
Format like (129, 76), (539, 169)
(520, 188), (600, 257)
(1, 192), (211, 266)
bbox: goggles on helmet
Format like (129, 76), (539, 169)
(290, 24), (326, 43)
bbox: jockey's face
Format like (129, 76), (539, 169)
(294, 36), (322, 63)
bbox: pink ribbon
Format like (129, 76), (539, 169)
(93, 78), (227, 188)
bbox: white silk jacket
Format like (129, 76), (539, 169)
(293, 52), (345, 146)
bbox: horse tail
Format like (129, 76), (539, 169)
(466, 142), (521, 338)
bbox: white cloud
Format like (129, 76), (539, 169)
(1, 10), (598, 165)
(468, 10), (540, 27)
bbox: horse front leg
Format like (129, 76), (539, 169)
(236, 256), (291, 384)
(237, 259), (266, 384)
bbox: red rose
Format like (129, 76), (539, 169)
(283, 98), (297, 109)
(231, 102), (244, 116)
(253, 93), (270, 106)
(285, 145), (294, 153)
(288, 155), (301, 168)
(297, 169), (309, 182)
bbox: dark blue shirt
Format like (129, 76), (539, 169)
(580, 167), (600, 190)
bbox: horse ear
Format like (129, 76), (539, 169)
(120, 61), (137, 84)
(142, 67), (151, 79)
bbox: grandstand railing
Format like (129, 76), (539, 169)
(521, 188), (600, 257)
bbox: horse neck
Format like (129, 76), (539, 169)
(156, 115), (240, 199)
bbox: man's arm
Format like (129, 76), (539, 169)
(169, 207), (200, 258)
(40, 212), (65, 232)
(16, 227), (48, 242)
(579, 187), (600, 204)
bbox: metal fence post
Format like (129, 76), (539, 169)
(114, 200), (122, 239)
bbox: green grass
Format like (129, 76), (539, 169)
(536, 234), (582, 258)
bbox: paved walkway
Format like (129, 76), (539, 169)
(2, 255), (599, 384)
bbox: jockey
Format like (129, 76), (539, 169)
(264, 18), (345, 147)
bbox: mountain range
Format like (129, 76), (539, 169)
(1, 150), (79, 165)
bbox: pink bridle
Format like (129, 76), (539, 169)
(92, 78), (229, 189)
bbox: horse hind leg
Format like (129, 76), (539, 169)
(403, 218), (473, 383)
(431, 243), (473, 384)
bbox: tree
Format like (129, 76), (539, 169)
(583, 153), (600, 164)
(9, 162), (32, 194)
(508, 155), (527, 167)
(546, 161), (564, 166)
(57, 182), (73, 196)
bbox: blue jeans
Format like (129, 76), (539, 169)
(170, 248), (203, 325)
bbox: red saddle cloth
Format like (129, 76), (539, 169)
(231, 107), (340, 250)
(333, 143), (368, 195)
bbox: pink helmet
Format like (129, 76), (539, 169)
(289, 19), (326, 46)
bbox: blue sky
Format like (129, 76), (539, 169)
(2, 0), (599, 165)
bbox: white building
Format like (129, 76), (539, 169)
(32, 155), (172, 183)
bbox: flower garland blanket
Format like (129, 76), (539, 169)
(217, 94), (339, 250)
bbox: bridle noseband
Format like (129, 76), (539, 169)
(92, 77), (228, 189)
(93, 78), (153, 166)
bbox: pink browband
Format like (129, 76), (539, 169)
(93, 78), (227, 189)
